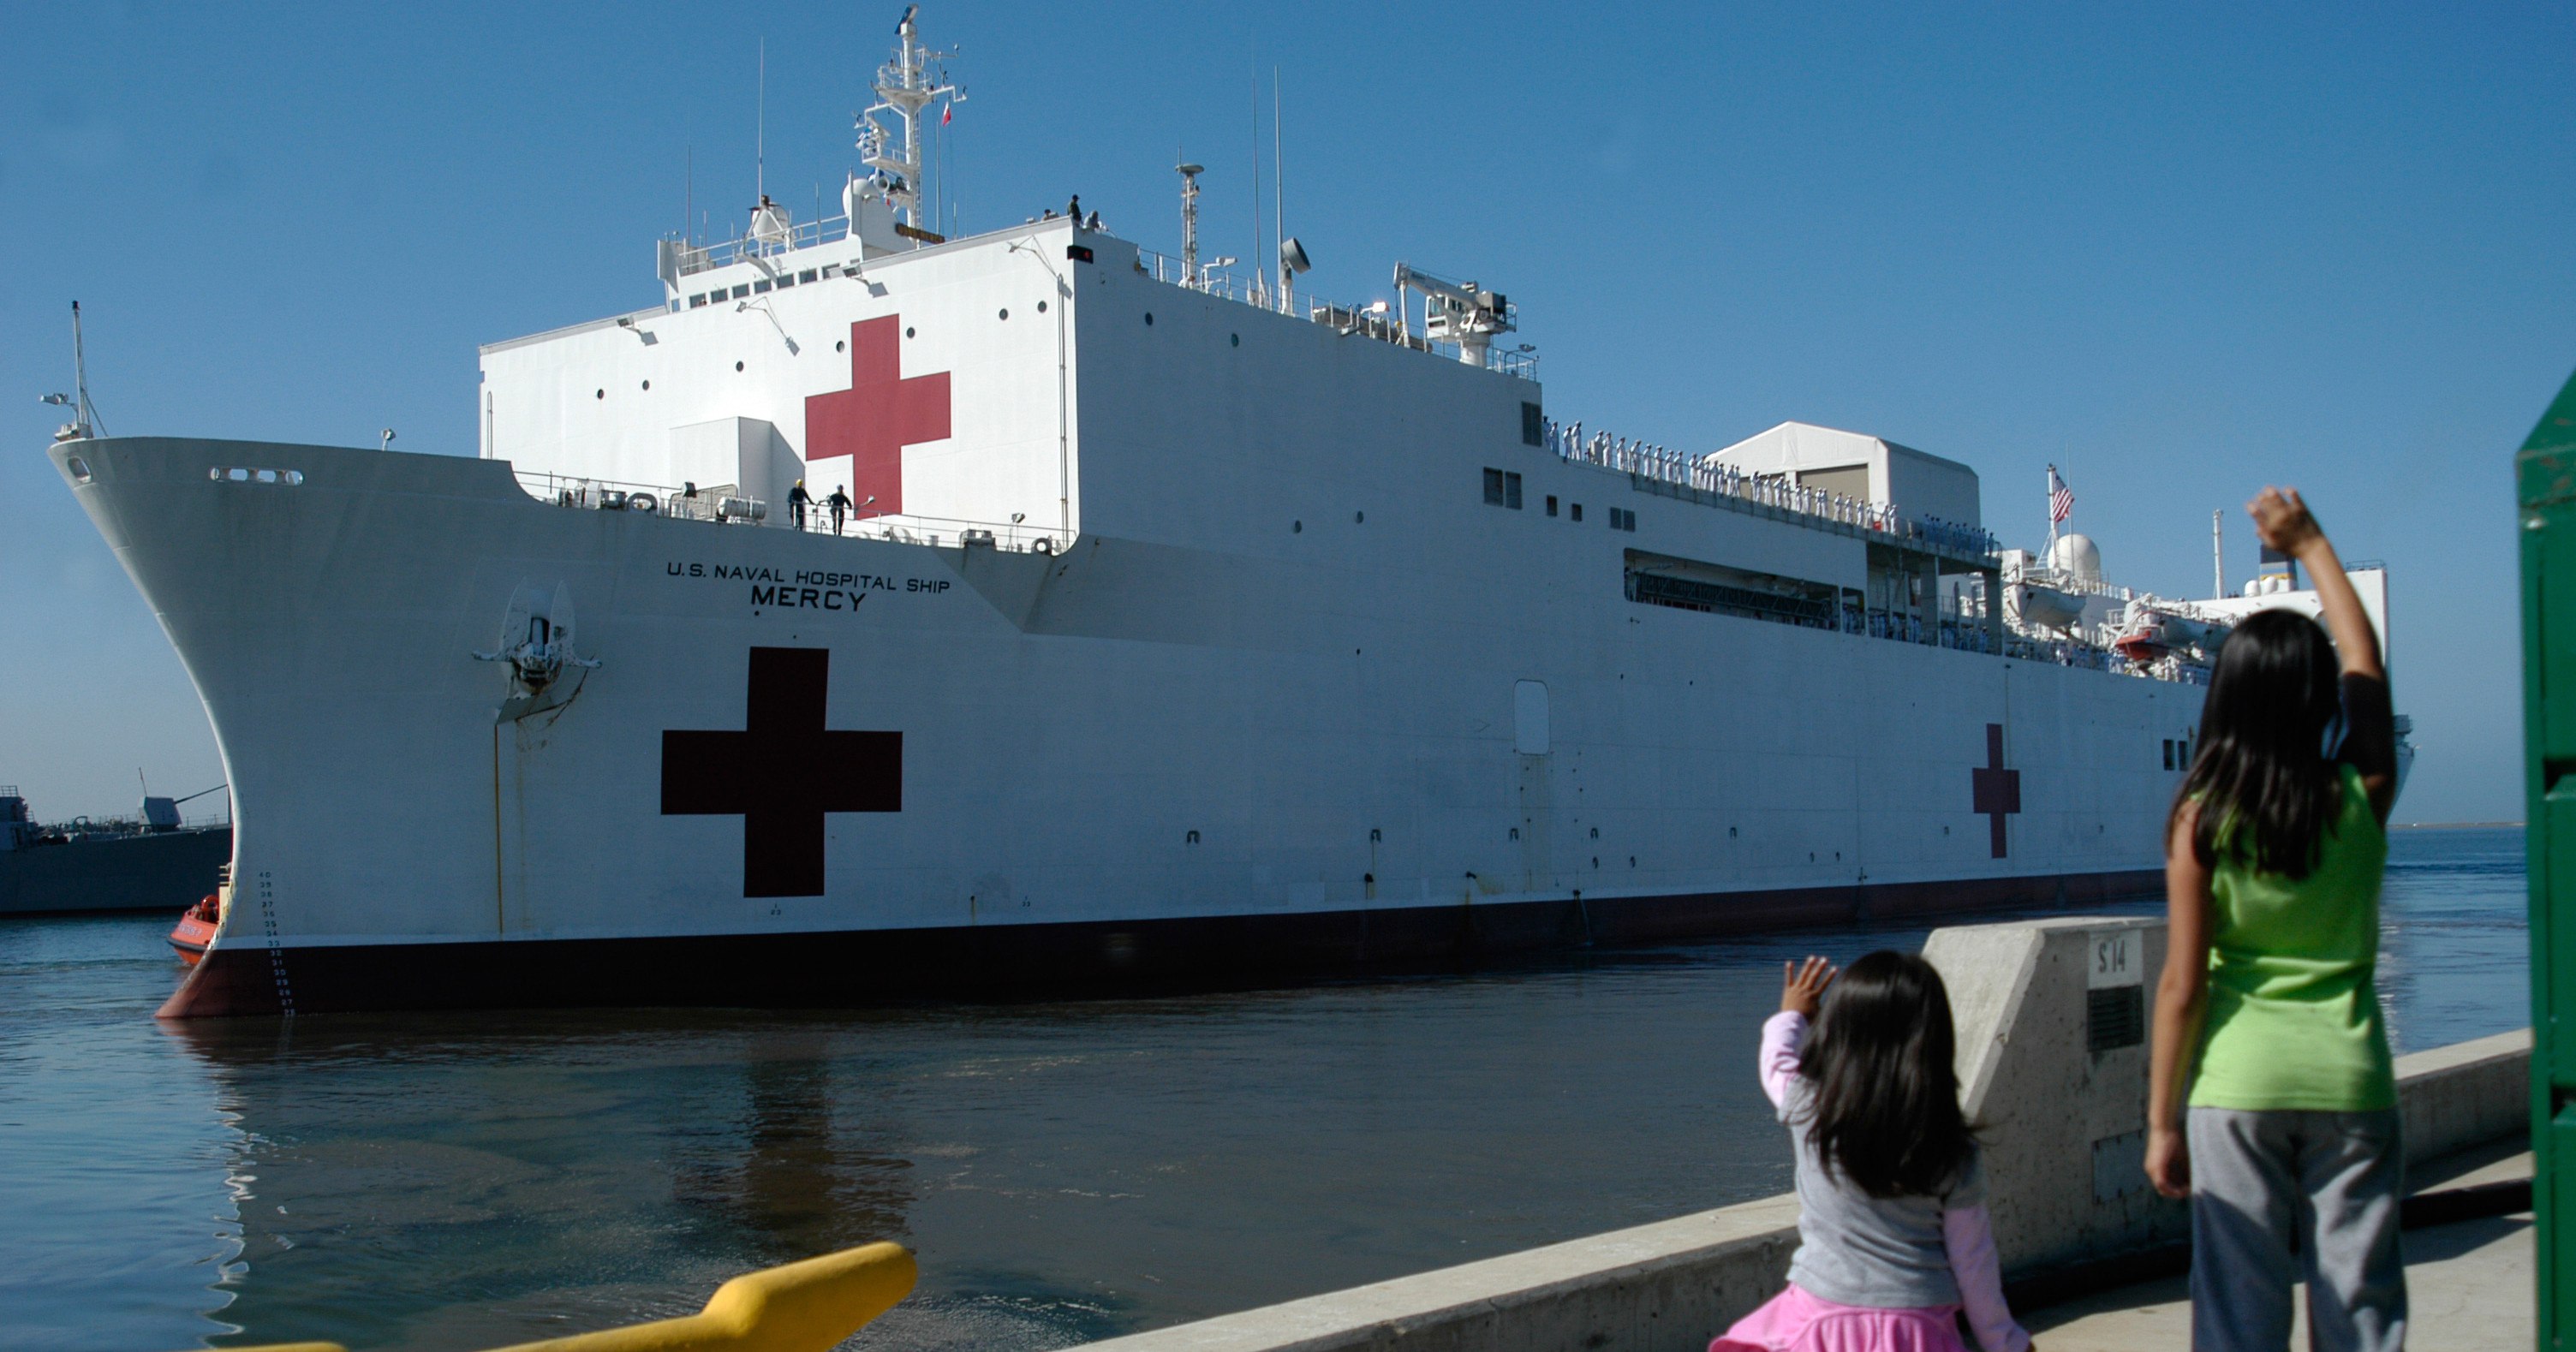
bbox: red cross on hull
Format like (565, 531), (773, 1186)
(803, 316), (951, 518)
(1971, 723), (2021, 859)
(661, 646), (902, 898)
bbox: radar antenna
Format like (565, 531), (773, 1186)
(858, 5), (958, 231)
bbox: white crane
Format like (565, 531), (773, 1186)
(1392, 263), (1513, 367)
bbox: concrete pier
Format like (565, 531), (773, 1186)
(1070, 918), (2530, 1352)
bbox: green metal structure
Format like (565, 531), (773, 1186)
(2522, 365), (2576, 1348)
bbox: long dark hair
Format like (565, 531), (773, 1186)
(2171, 608), (2344, 879)
(1796, 950), (1975, 1199)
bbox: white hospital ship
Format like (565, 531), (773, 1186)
(49, 12), (2400, 1016)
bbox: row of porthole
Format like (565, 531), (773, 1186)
(209, 467), (304, 485)
(620, 311), (1064, 392)
(1289, 510), (1368, 534)
(1130, 311), (1245, 348)
(635, 305), (1203, 392)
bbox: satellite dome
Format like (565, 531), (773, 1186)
(2049, 533), (2102, 584)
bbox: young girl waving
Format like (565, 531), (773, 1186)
(1714, 951), (2031, 1352)
(2146, 486), (2403, 1352)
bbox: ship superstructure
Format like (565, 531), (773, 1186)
(49, 10), (2400, 1016)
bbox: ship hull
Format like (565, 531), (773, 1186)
(161, 866), (2159, 1016)
(56, 435), (2202, 1018)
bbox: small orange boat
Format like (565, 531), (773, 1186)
(169, 894), (220, 965)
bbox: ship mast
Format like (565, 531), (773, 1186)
(1177, 161), (1205, 287)
(43, 301), (103, 443)
(859, 5), (957, 231)
(2211, 509), (2225, 599)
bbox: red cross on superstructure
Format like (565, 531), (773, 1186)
(1971, 723), (2020, 859)
(661, 646), (903, 898)
(803, 316), (952, 518)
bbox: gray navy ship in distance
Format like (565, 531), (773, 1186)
(0, 783), (230, 917)
(45, 9), (2406, 1016)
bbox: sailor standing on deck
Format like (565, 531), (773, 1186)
(788, 479), (813, 531)
(826, 485), (852, 535)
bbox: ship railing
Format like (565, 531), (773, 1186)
(2010, 565), (2132, 601)
(510, 470), (1069, 554)
(1542, 419), (2001, 563)
(1132, 247), (1541, 380)
(668, 216), (856, 278)
(824, 510), (1066, 554)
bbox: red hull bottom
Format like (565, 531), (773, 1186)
(157, 868), (2164, 1018)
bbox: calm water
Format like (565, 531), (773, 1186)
(0, 829), (2526, 1352)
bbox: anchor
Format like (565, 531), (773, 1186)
(473, 581), (601, 722)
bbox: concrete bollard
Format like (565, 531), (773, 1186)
(1924, 915), (2179, 1276)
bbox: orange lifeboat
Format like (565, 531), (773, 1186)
(169, 894), (220, 966)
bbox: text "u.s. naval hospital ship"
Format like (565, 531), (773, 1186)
(49, 10), (2401, 1017)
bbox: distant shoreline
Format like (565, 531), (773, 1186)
(2392, 821), (2524, 831)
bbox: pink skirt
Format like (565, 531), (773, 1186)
(1712, 1283), (1971, 1352)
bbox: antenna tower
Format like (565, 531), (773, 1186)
(860, 6), (958, 229)
(47, 301), (104, 442)
(2212, 509), (2226, 599)
(1272, 69), (1286, 312)
(1249, 64), (1264, 307)
(1177, 159), (1206, 287)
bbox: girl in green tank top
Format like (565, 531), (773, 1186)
(2144, 488), (2404, 1352)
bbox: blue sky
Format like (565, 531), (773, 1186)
(3, 2), (2569, 824)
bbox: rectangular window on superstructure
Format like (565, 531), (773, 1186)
(799, 269), (819, 283)
(689, 294), (707, 308)
(1571, 503), (1583, 522)
(1547, 495), (1559, 517)
(2163, 739), (2174, 770)
(822, 264), (842, 278)
(753, 278), (773, 294)
(1522, 402), (1544, 447)
(1625, 549), (1847, 631)
(731, 284), (750, 300)
(1483, 469), (1523, 509)
(1506, 473), (1522, 509)
(775, 273), (796, 289)
(1608, 508), (1637, 532)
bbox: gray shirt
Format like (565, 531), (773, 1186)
(1768, 1025), (1985, 1308)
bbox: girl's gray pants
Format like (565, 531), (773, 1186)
(2187, 1106), (2406, 1352)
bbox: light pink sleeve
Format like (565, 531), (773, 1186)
(1757, 1011), (1805, 1112)
(1941, 1204), (2030, 1352)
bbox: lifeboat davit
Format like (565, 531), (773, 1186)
(168, 894), (220, 966)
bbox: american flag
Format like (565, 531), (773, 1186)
(2048, 465), (2074, 524)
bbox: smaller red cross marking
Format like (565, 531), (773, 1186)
(1971, 723), (2020, 860)
(803, 316), (951, 518)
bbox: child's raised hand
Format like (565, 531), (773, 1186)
(1780, 956), (1836, 1018)
(2246, 485), (2323, 558)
